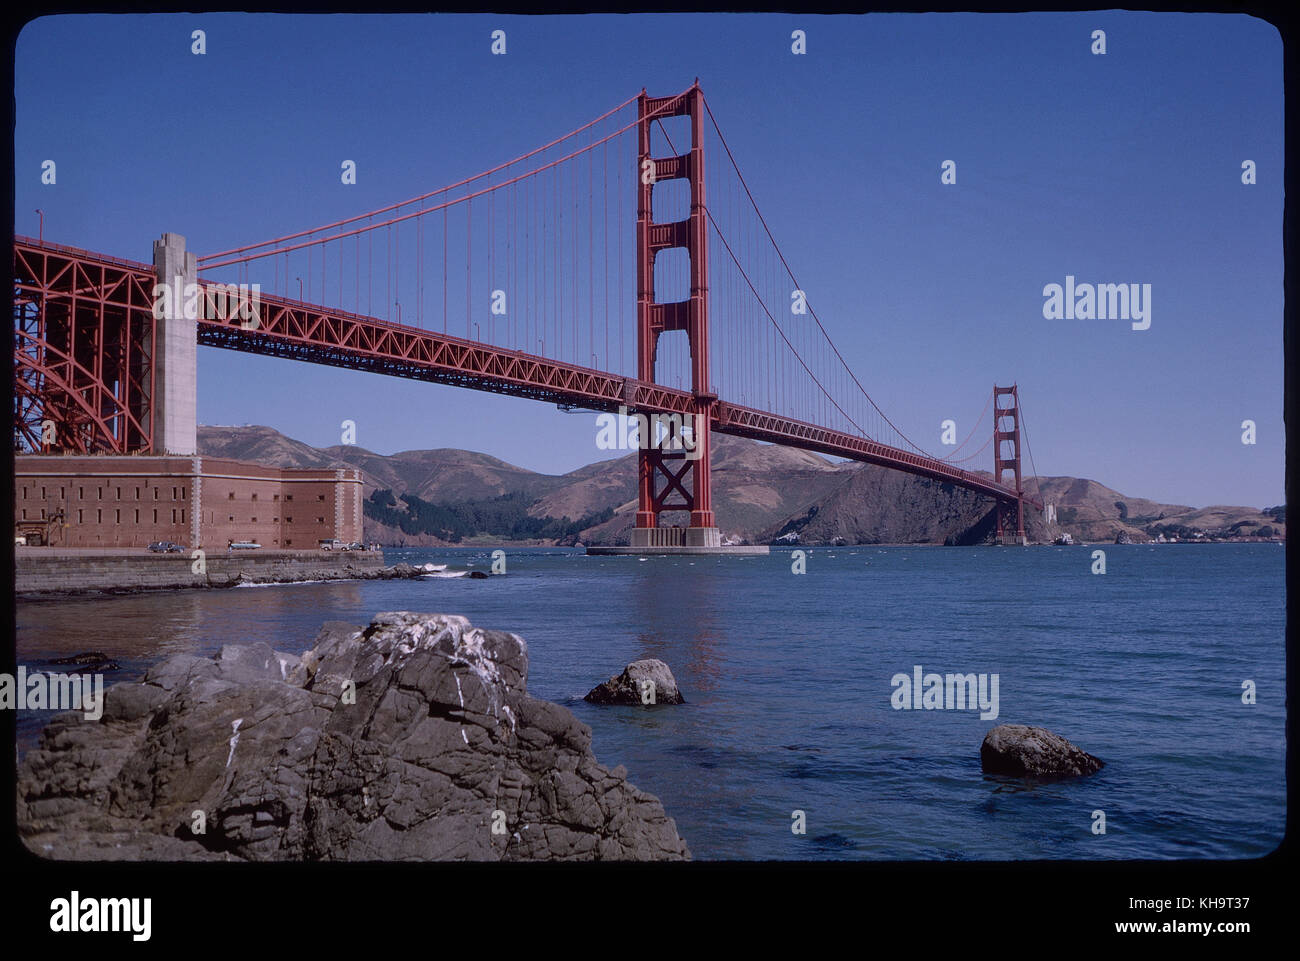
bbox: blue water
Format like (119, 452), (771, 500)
(14, 543), (1286, 860)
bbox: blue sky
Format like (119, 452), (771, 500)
(15, 12), (1284, 508)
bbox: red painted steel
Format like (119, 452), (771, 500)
(13, 238), (156, 454)
(634, 83), (716, 532)
(993, 384), (1028, 540)
(13, 77), (1041, 532)
(13, 238), (1037, 512)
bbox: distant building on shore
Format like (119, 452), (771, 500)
(14, 454), (363, 550)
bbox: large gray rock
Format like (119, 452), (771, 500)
(18, 612), (690, 861)
(980, 724), (1105, 777)
(584, 659), (684, 706)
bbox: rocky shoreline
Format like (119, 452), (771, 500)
(14, 608), (1111, 861)
(17, 611), (691, 861)
(14, 559), (482, 600)
(215, 561), (491, 588)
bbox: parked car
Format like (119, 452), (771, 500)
(318, 538), (344, 551)
(346, 542), (365, 551)
(148, 541), (183, 553)
(229, 541), (262, 550)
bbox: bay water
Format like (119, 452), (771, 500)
(13, 543), (1285, 860)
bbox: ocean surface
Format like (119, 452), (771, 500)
(13, 543), (1287, 860)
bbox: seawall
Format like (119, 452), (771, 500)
(14, 547), (386, 597)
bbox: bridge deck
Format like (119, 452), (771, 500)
(14, 239), (1038, 508)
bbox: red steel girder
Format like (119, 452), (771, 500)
(13, 237), (156, 454)
(715, 401), (1040, 509)
(12, 239), (1034, 509)
(196, 290), (696, 418)
(634, 83), (715, 530)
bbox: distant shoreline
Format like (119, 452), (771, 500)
(14, 538), (1282, 601)
(11, 549), (443, 600)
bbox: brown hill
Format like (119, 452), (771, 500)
(196, 425), (1282, 546)
(198, 424), (340, 470)
(198, 425), (560, 503)
(1027, 477), (1282, 541)
(1029, 476), (1184, 543)
(756, 465), (1000, 546)
(529, 434), (853, 544)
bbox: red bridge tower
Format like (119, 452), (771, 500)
(630, 83), (721, 549)
(993, 383), (1027, 546)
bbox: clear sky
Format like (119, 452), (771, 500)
(14, 12), (1284, 508)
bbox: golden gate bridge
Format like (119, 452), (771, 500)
(13, 82), (1043, 547)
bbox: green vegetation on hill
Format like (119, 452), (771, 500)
(364, 488), (612, 543)
(199, 427), (1282, 547)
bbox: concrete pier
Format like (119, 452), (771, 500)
(151, 232), (198, 456)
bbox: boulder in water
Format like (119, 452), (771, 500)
(980, 724), (1104, 777)
(585, 659), (684, 706)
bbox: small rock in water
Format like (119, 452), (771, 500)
(585, 659), (684, 706)
(48, 651), (120, 672)
(980, 724), (1104, 777)
(48, 651), (109, 665)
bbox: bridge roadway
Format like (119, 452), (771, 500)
(14, 238), (1038, 508)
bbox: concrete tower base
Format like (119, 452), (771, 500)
(586, 544), (770, 556)
(589, 527), (769, 556)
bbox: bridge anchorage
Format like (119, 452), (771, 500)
(13, 81), (1040, 553)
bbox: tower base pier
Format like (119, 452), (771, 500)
(588, 526), (768, 555)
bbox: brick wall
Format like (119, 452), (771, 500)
(15, 454), (364, 550)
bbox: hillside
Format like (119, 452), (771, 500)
(526, 434), (856, 544)
(199, 425), (563, 502)
(196, 425), (1284, 546)
(1032, 477), (1283, 543)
